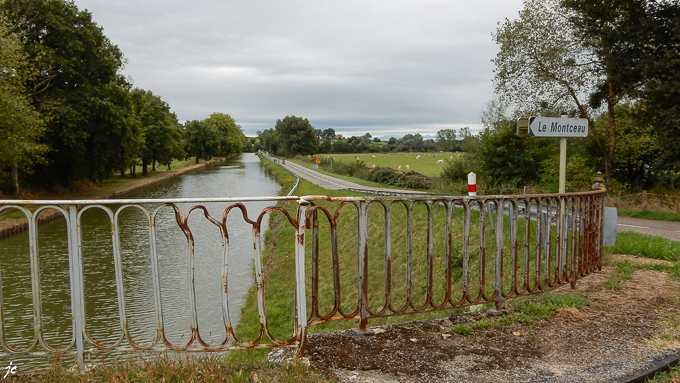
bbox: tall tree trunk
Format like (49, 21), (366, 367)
(11, 160), (19, 196)
(605, 85), (617, 188)
(152, 158), (156, 171)
(142, 158), (148, 176)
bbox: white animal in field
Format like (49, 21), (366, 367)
(406, 165), (410, 170)
(397, 166), (402, 170)
(416, 155), (421, 159)
(372, 164), (375, 168)
(450, 156), (453, 159)
(372, 155), (376, 158)
(436, 159), (444, 164)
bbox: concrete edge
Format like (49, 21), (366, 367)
(614, 350), (680, 383)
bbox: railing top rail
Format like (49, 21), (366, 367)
(0, 196), (302, 205)
(299, 189), (606, 202)
(0, 189), (606, 206)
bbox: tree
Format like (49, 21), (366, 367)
(204, 113), (245, 156)
(258, 128), (278, 154)
(492, 0), (627, 184)
(0, 21), (48, 195)
(321, 128), (336, 140)
(436, 129), (457, 152)
(394, 134), (424, 152)
(478, 120), (556, 187)
(1, 0), (136, 184)
(131, 89), (183, 175)
(183, 120), (219, 163)
(562, 0), (680, 183)
(274, 116), (319, 156)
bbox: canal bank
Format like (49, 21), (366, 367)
(0, 157), (227, 238)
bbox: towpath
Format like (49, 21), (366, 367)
(268, 156), (427, 195)
(617, 216), (680, 242)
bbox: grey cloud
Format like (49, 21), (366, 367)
(78, 0), (524, 136)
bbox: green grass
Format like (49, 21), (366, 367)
(314, 152), (461, 178)
(10, 355), (332, 382)
(618, 209), (680, 222)
(606, 231), (680, 262)
(602, 260), (636, 290)
(450, 292), (589, 335)
(645, 362), (680, 382)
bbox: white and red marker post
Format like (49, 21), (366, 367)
(468, 172), (477, 196)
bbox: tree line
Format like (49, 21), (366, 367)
(0, 0), (247, 196)
(443, 0), (680, 192)
(255, 116), (472, 156)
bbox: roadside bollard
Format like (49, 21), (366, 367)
(468, 172), (477, 196)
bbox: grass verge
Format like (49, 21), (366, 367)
(10, 355), (332, 383)
(606, 232), (680, 262)
(618, 209), (680, 222)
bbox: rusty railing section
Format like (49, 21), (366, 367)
(0, 190), (605, 366)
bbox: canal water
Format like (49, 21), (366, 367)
(0, 153), (281, 367)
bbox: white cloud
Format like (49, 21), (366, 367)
(77, 0), (524, 136)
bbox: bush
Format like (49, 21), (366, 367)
(328, 159), (366, 177)
(441, 154), (481, 182)
(364, 168), (427, 189)
(538, 153), (594, 192)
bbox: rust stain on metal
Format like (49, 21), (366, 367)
(0, 190), (606, 360)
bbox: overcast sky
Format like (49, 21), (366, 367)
(74, 0), (524, 138)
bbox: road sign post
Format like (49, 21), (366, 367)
(516, 115), (588, 193)
(517, 115), (589, 270)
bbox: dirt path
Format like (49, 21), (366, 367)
(290, 254), (680, 382)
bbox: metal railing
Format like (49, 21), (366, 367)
(0, 190), (605, 366)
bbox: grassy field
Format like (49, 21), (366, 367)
(315, 152), (462, 178)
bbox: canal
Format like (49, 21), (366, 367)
(0, 153), (281, 366)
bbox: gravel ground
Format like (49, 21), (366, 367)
(270, 254), (680, 383)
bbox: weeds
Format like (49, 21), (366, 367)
(449, 292), (589, 335)
(606, 232), (680, 262)
(10, 355), (332, 383)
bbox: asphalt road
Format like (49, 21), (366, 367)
(617, 216), (680, 242)
(275, 158), (427, 195)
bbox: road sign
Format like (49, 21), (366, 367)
(315, 157), (321, 164)
(518, 117), (588, 137)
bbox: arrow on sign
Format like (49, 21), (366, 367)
(529, 117), (588, 137)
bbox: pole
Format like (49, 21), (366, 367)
(559, 137), (567, 194)
(559, 114), (567, 270)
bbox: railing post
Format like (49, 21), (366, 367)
(67, 205), (86, 368)
(494, 199), (505, 312)
(357, 200), (369, 331)
(294, 201), (308, 344)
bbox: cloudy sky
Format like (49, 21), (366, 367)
(74, 0), (524, 138)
